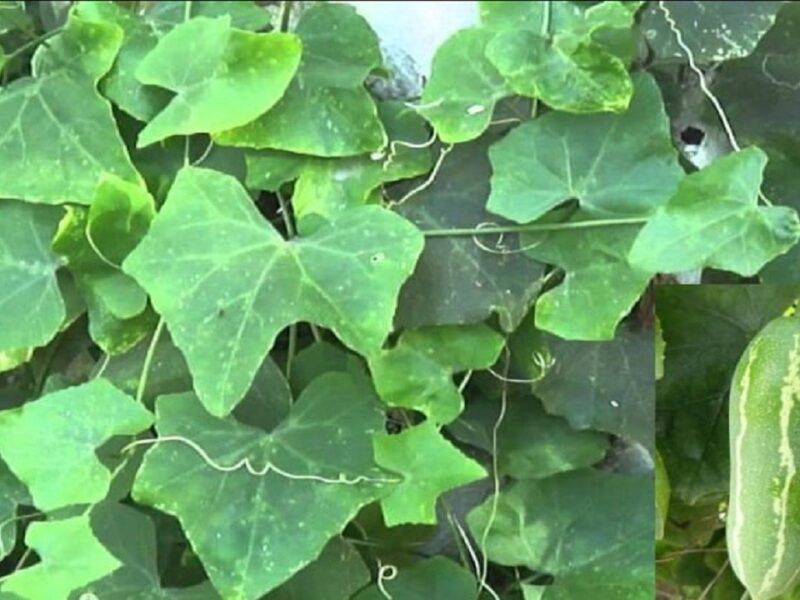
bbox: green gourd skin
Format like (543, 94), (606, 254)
(728, 316), (800, 600)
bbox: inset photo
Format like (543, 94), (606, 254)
(656, 285), (800, 600)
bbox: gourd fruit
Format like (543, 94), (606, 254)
(728, 315), (800, 599)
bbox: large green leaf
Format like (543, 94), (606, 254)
(0, 459), (28, 561)
(52, 175), (156, 354)
(656, 285), (800, 504)
(135, 16), (300, 147)
(369, 324), (504, 424)
(0, 12), (143, 205)
(629, 148), (800, 276)
(640, 0), (782, 62)
(394, 136), (546, 333)
(0, 378), (153, 511)
(353, 556), (478, 600)
(215, 4), (385, 156)
(124, 166), (423, 417)
(72, 503), (220, 599)
(265, 537), (369, 600)
(520, 323), (654, 450)
(373, 421), (486, 526)
(417, 27), (510, 144)
(0, 515), (120, 600)
(132, 373), (394, 600)
(468, 469), (653, 599)
(486, 73), (682, 224)
(0, 201), (64, 351)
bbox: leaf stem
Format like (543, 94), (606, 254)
(3, 27), (61, 63)
(422, 217), (647, 237)
(136, 318), (165, 404)
(278, 1), (293, 32)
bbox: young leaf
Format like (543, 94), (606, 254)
(0, 515), (121, 600)
(0, 378), (153, 511)
(215, 4), (386, 156)
(468, 469), (653, 600)
(0, 200), (65, 352)
(655, 450), (670, 540)
(629, 148), (800, 276)
(0, 13), (143, 205)
(132, 373), (394, 600)
(52, 175), (157, 354)
(124, 167), (423, 417)
(486, 72), (682, 224)
(369, 324), (504, 424)
(353, 556), (477, 600)
(135, 16), (301, 147)
(417, 27), (510, 144)
(374, 420), (487, 526)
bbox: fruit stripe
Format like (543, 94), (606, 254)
(729, 340), (759, 585)
(762, 333), (800, 593)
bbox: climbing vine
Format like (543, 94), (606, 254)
(0, 1), (797, 599)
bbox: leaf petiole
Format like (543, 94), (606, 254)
(421, 216), (648, 237)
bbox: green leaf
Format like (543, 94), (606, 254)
(52, 175), (157, 354)
(247, 100), (433, 234)
(0, 378), (153, 511)
(455, 395), (609, 480)
(703, 2), (800, 281)
(72, 503), (220, 599)
(369, 324), (504, 424)
(0, 515), (120, 600)
(0, 1), (33, 35)
(522, 211), (653, 340)
(0, 13), (143, 205)
(629, 148), (800, 276)
(132, 372), (394, 600)
(353, 556), (478, 600)
(655, 285), (800, 504)
(468, 470), (653, 599)
(486, 72), (682, 224)
(0, 200), (65, 351)
(265, 537), (369, 600)
(147, 0), (271, 30)
(640, 0), (782, 62)
(135, 16), (300, 147)
(215, 4), (386, 156)
(394, 136), (546, 333)
(417, 27), (510, 144)
(523, 324), (654, 449)
(374, 421), (486, 526)
(486, 30), (632, 114)
(0, 459), (28, 561)
(124, 166), (423, 417)
(655, 450), (670, 540)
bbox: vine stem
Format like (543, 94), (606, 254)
(3, 27), (61, 63)
(136, 319), (165, 404)
(697, 559), (729, 600)
(422, 217), (647, 237)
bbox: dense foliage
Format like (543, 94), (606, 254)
(0, 1), (797, 599)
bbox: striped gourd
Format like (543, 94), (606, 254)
(728, 315), (800, 599)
